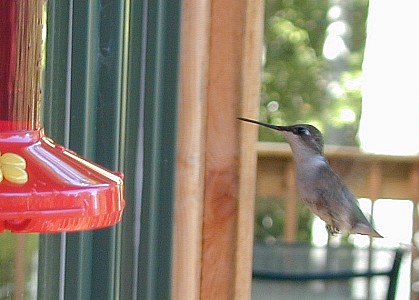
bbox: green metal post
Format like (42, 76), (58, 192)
(38, 1), (71, 299)
(91, 0), (126, 299)
(119, 0), (182, 299)
(38, 1), (182, 299)
(136, 0), (181, 299)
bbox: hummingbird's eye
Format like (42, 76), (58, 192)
(295, 126), (309, 135)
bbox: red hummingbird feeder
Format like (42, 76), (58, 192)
(0, 1), (125, 232)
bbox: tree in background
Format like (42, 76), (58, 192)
(260, 0), (369, 146)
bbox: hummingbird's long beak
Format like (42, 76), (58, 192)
(238, 117), (291, 132)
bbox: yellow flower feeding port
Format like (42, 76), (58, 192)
(0, 152), (28, 184)
(0, 1), (125, 233)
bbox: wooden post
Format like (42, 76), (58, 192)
(172, 0), (210, 299)
(410, 164), (419, 300)
(201, 0), (263, 299)
(284, 162), (298, 242)
(173, 0), (264, 299)
(235, 1), (264, 298)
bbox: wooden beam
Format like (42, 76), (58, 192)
(174, 0), (263, 298)
(235, 1), (264, 298)
(284, 162), (297, 242)
(200, 0), (244, 296)
(200, 0), (263, 299)
(172, 0), (210, 299)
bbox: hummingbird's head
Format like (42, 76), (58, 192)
(238, 118), (324, 156)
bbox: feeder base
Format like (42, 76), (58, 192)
(0, 129), (125, 233)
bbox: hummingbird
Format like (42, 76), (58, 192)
(238, 117), (382, 238)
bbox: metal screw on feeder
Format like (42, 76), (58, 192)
(0, 1), (125, 233)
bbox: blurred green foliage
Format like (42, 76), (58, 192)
(0, 233), (38, 298)
(0, 233), (15, 285)
(260, 0), (369, 146)
(255, 196), (313, 242)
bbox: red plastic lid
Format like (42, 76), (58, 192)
(0, 129), (125, 233)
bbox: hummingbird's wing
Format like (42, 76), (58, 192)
(304, 164), (382, 238)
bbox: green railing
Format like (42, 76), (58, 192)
(38, 1), (181, 299)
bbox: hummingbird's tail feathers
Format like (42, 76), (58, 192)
(352, 223), (383, 238)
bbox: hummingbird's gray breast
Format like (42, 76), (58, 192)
(295, 161), (355, 232)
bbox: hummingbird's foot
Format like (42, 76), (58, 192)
(326, 224), (341, 236)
